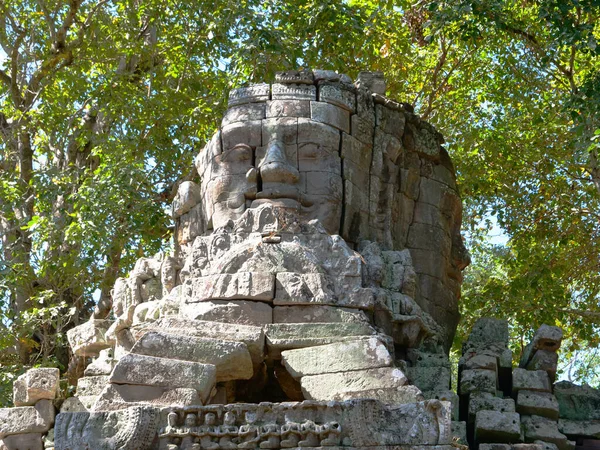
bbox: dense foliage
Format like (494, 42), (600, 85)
(1, 0), (598, 405)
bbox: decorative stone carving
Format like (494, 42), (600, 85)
(54, 406), (160, 450)
(156, 399), (452, 449)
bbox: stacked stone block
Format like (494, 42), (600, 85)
(516, 325), (572, 450)
(458, 317), (516, 446)
(0, 368), (58, 450)
(555, 381), (600, 442)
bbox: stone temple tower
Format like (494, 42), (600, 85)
(0, 70), (472, 449)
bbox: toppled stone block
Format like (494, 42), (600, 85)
(512, 368), (552, 393)
(515, 445), (545, 450)
(93, 384), (202, 411)
(475, 410), (521, 443)
(462, 354), (498, 372)
(558, 419), (600, 438)
(181, 300), (273, 326)
(527, 350), (558, 380)
(517, 390), (559, 420)
(406, 366), (451, 392)
(479, 445), (512, 450)
(532, 324), (563, 352)
(13, 368), (59, 406)
(130, 331), (253, 381)
(66, 319), (114, 357)
(60, 396), (95, 413)
(0, 433), (43, 450)
(301, 367), (408, 401)
(184, 272), (275, 302)
(466, 317), (509, 347)
(342, 384), (424, 404)
(460, 369), (497, 396)
(522, 415), (569, 450)
(134, 318), (265, 367)
(554, 381), (600, 421)
(76, 375), (110, 397)
(109, 353), (216, 401)
(281, 337), (391, 378)
(0, 400), (55, 438)
(406, 349), (450, 368)
(468, 392), (516, 424)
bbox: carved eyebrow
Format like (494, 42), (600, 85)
(221, 143), (253, 162)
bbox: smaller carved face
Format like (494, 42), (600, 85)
(185, 414), (198, 428)
(168, 412), (179, 427)
(205, 413), (216, 425)
(244, 411), (257, 424)
(224, 411), (236, 425)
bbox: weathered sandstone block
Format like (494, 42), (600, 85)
(512, 368), (552, 393)
(12, 368), (59, 406)
(281, 337), (392, 378)
(474, 410), (521, 443)
(0, 400), (54, 438)
(301, 367), (408, 401)
(109, 353), (216, 400)
(66, 319), (114, 357)
(517, 390), (559, 420)
(130, 331), (253, 381)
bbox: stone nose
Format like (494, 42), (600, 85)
(259, 139), (299, 184)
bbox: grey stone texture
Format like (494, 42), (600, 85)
(459, 369), (497, 396)
(516, 390), (559, 420)
(521, 415), (569, 450)
(281, 337), (392, 378)
(468, 392), (516, 425)
(0, 433), (44, 450)
(554, 381), (600, 421)
(109, 353), (217, 401)
(300, 367), (409, 401)
(0, 400), (54, 438)
(512, 369), (552, 393)
(12, 368), (59, 406)
(558, 418), (600, 438)
(130, 331), (253, 381)
(475, 410), (521, 443)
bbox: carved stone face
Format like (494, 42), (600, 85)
(205, 413), (216, 425)
(198, 118), (343, 235)
(185, 413), (197, 428)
